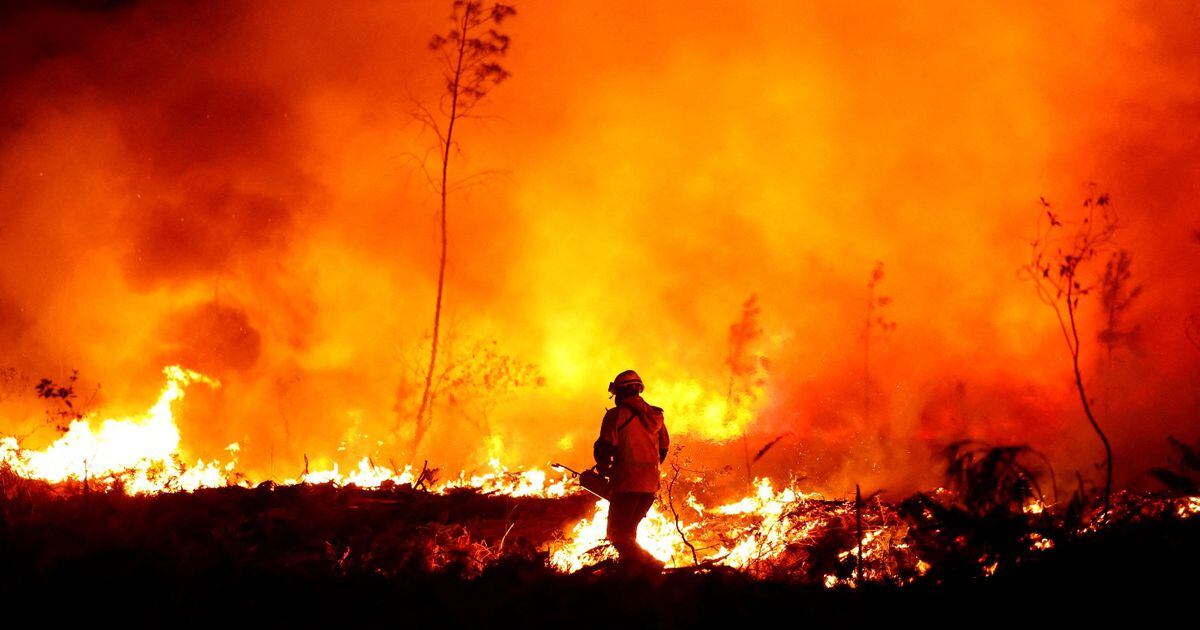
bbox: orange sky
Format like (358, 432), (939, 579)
(0, 0), (1197, 495)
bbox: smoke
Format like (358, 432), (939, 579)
(0, 0), (1197, 496)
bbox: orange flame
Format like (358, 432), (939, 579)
(1, 366), (230, 494)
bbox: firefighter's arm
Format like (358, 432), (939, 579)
(593, 409), (619, 473)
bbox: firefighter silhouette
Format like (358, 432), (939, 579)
(593, 370), (669, 567)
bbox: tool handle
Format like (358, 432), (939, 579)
(551, 462), (582, 476)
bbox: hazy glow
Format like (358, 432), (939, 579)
(0, 1), (1197, 497)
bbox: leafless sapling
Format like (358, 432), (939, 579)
(409, 1), (516, 453)
(1022, 189), (1120, 512)
(666, 457), (700, 567)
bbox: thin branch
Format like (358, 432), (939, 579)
(667, 463), (699, 566)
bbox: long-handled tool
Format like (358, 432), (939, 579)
(552, 462), (611, 500)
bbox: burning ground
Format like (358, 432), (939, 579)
(2, 453), (1198, 624)
(2, 368), (1199, 623)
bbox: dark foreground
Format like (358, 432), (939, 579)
(0, 478), (1195, 627)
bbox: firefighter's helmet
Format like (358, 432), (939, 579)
(608, 370), (644, 395)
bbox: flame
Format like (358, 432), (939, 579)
(0, 366), (228, 494)
(272, 455), (576, 497)
(549, 501), (683, 572)
(0, 366), (576, 498)
(548, 476), (911, 585)
(2, 365), (1198, 585)
(0, 3), (1195, 591)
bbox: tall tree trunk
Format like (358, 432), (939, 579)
(412, 4), (473, 453)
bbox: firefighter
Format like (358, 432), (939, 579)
(593, 369), (669, 567)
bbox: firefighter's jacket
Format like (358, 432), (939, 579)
(593, 395), (669, 494)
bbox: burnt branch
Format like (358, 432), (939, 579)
(666, 461), (700, 567)
(1021, 187), (1120, 513)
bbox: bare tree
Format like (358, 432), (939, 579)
(1023, 189), (1119, 512)
(409, 1), (516, 452)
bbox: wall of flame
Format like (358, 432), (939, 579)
(0, 0), (1197, 495)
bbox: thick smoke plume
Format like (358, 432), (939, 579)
(0, 0), (1197, 496)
